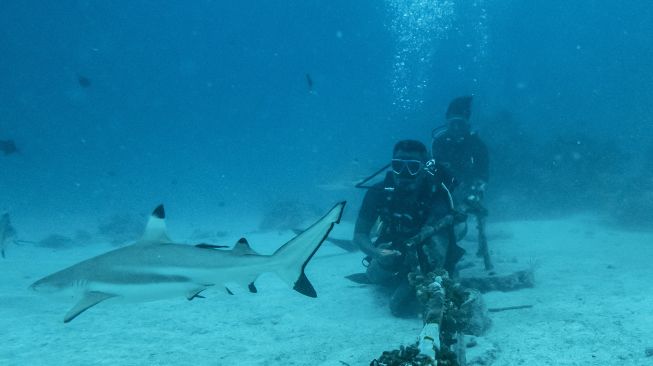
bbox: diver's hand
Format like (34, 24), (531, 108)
(434, 215), (454, 231)
(472, 179), (487, 193)
(466, 180), (487, 202)
(374, 243), (401, 258)
(374, 242), (401, 258)
(376, 250), (401, 267)
(377, 248), (401, 258)
(374, 245), (401, 267)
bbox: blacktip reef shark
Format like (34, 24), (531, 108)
(30, 201), (346, 323)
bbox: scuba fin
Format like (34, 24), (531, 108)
(345, 273), (373, 284)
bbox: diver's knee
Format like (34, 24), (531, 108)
(366, 261), (395, 284)
(454, 221), (468, 241)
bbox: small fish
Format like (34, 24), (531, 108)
(305, 73), (314, 94)
(78, 75), (91, 88)
(0, 140), (18, 156)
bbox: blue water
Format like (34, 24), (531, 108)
(1, 1), (651, 221)
(2, 3), (653, 365)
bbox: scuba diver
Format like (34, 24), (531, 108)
(353, 140), (466, 317)
(432, 96), (489, 191)
(432, 95), (493, 270)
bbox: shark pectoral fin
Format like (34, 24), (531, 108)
(186, 287), (209, 301)
(64, 291), (116, 323)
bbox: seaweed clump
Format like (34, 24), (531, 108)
(372, 270), (479, 366)
(411, 270), (468, 365)
(370, 343), (435, 366)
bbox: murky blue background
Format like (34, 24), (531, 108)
(1, 1), (651, 224)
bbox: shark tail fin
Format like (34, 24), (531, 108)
(272, 201), (345, 297)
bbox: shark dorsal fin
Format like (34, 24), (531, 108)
(140, 204), (171, 243)
(232, 238), (258, 255)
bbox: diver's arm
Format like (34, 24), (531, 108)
(353, 231), (378, 257)
(424, 190), (457, 232)
(353, 188), (383, 257)
(437, 163), (458, 193)
(354, 231), (401, 260)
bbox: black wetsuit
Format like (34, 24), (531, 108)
(354, 167), (457, 266)
(354, 167), (463, 317)
(432, 131), (489, 186)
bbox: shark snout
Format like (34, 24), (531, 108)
(29, 279), (60, 294)
(29, 281), (45, 292)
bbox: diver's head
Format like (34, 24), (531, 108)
(391, 140), (429, 191)
(445, 95), (473, 138)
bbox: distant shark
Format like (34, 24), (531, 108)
(1, 213), (16, 258)
(30, 202), (346, 323)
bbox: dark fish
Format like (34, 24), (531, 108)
(0, 140), (17, 156)
(305, 73), (313, 93)
(78, 75), (92, 88)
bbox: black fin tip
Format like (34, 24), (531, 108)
(293, 272), (316, 298)
(152, 204), (165, 219)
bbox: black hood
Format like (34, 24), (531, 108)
(445, 96), (473, 121)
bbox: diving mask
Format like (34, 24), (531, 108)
(391, 159), (423, 176)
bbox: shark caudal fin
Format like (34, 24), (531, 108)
(271, 201), (345, 297)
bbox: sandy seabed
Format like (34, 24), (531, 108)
(1, 215), (652, 365)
